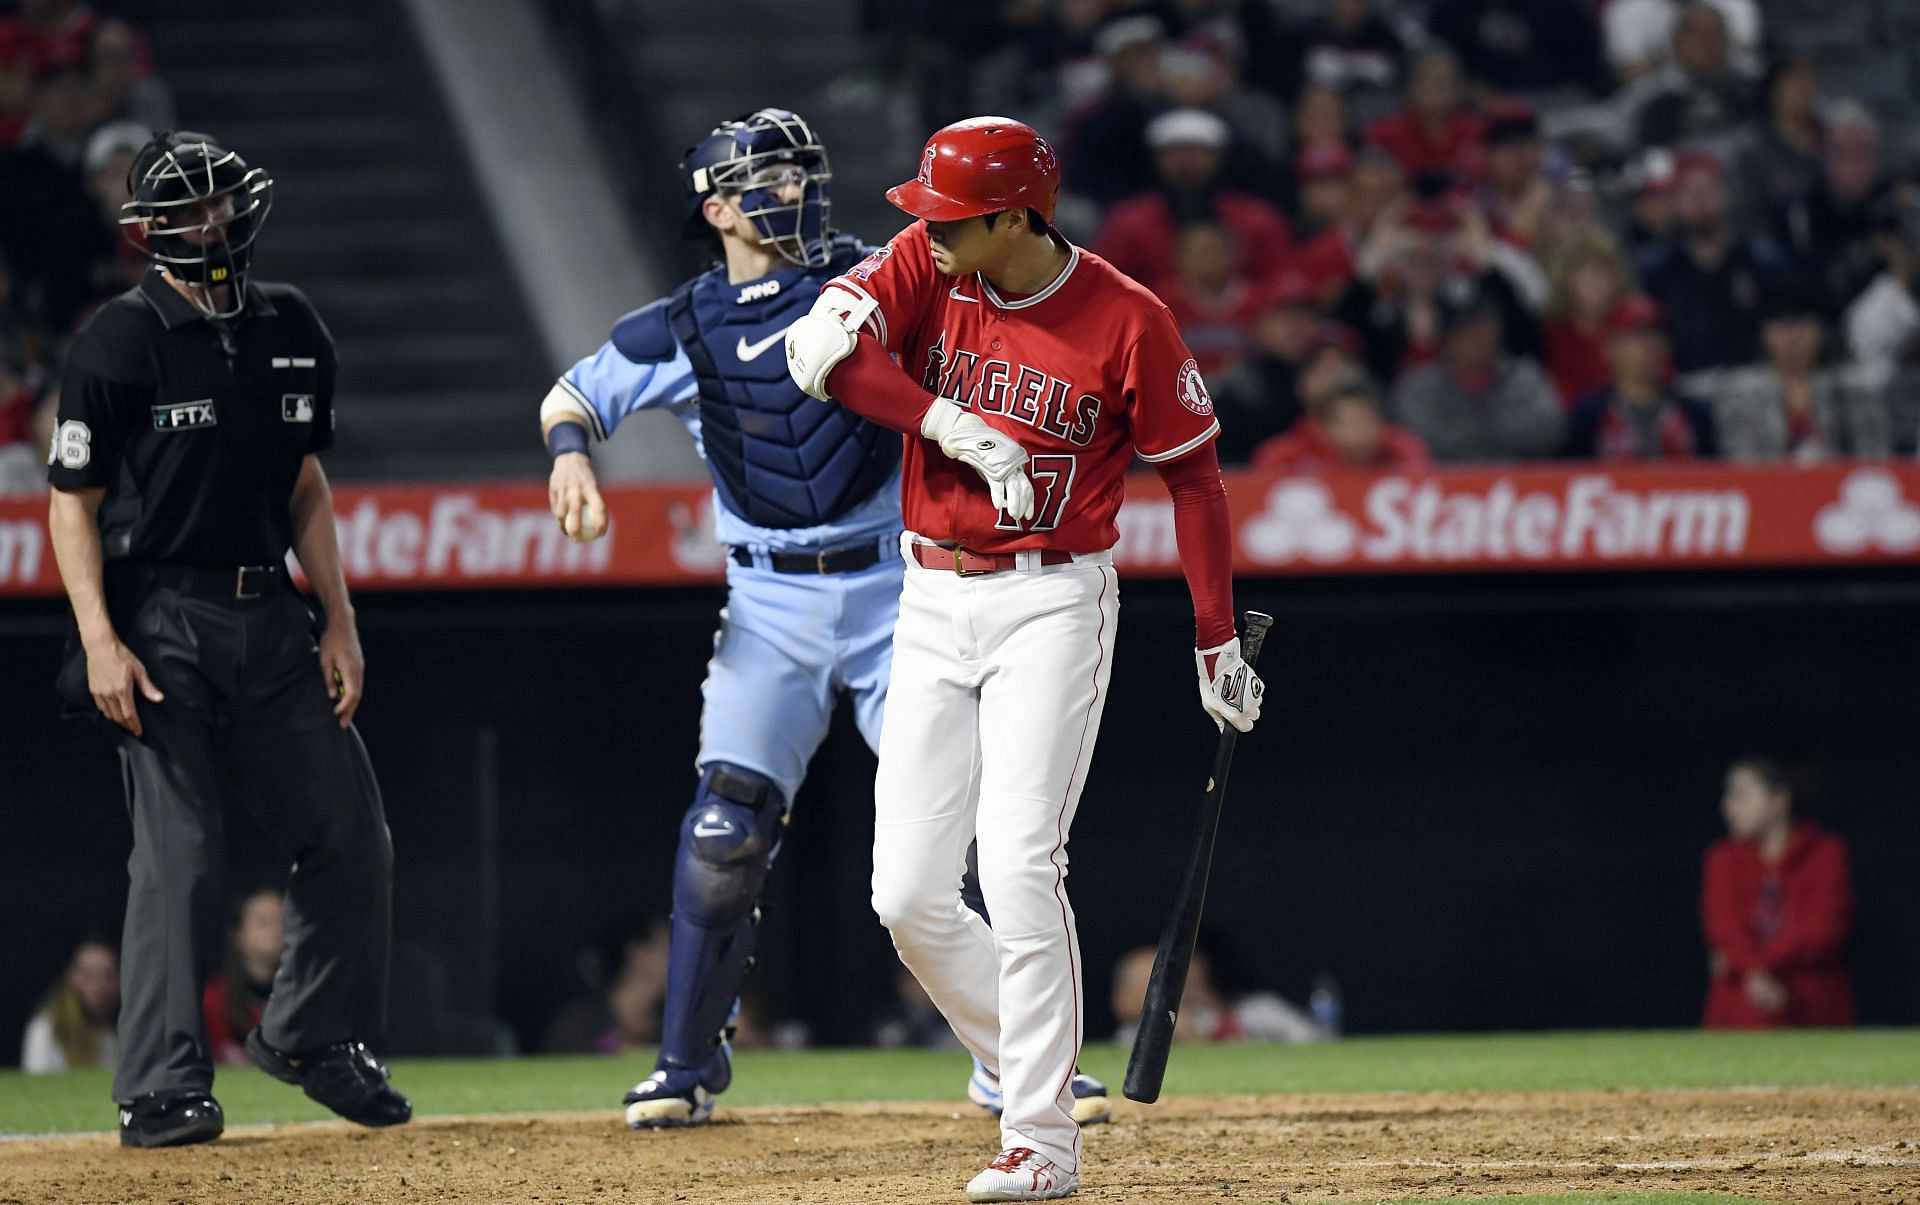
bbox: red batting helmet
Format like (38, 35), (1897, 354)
(886, 117), (1060, 224)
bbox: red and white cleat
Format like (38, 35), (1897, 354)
(965, 1147), (1080, 1201)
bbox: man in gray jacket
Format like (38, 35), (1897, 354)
(1391, 279), (1565, 463)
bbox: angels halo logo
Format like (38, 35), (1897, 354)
(1175, 358), (1213, 417)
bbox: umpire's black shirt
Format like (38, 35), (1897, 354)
(48, 268), (336, 567)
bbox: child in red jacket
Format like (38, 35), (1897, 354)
(1701, 758), (1855, 1028)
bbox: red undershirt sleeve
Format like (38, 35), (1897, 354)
(1152, 442), (1238, 649)
(823, 335), (935, 436)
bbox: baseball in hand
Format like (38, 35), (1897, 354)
(566, 497), (607, 543)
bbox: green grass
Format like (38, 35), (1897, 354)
(4, 1028), (1915, 1137)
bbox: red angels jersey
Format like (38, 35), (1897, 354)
(827, 222), (1219, 553)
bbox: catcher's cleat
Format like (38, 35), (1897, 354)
(623, 1041), (732, 1129)
(967, 1058), (1112, 1126)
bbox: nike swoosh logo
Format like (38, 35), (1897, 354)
(949, 282), (977, 303)
(736, 328), (789, 361)
(693, 821), (734, 838)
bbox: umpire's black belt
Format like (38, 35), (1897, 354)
(118, 560), (285, 601)
(729, 541), (893, 575)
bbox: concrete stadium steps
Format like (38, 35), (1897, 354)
(607, 0), (908, 242)
(326, 389), (545, 481)
(140, 0), (549, 481)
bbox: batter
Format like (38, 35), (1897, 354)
(786, 117), (1264, 1201)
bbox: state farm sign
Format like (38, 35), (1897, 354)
(1, 464), (1915, 597)
(1235, 473), (1752, 568)
(330, 492), (614, 586)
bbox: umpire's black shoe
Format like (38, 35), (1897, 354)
(244, 1030), (413, 1128)
(118, 1092), (224, 1148)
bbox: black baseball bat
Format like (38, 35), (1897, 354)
(1122, 610), (1274, 1104)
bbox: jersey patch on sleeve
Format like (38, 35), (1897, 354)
(50, 420), (92, 469)
(1176, 358), (1214, 417)
(846, 245), (892, 282)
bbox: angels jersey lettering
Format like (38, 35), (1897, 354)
(828, 223), (1218, 553)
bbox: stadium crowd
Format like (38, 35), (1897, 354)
(0, 0), (170, 494)
(873, 0), (1920, 469)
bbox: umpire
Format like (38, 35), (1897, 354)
(45, 132), (410, 1147)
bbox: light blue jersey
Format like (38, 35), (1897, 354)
(558, 335), (904, 558)
(550, 251), (904, 801)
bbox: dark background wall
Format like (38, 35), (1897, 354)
(4, 567), (1917, 1064)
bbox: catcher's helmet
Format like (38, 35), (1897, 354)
(120, 131), (273, 316)
(681, 108), (833, 268)
(887, 117), (1059, 225)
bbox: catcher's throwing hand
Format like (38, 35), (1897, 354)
(919, 398), (1037, 522)
(549, 449), (608, 542)
(1196, 637), (1264, 733)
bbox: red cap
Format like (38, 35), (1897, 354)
(887, 117), (1061, 224)
(1605, 294), (1665, 338)
(1295, 142), (1354, 182)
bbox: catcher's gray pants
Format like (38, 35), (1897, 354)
(108, 571), (392, 1104)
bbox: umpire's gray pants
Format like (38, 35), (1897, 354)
(109, 576), (392, 1104)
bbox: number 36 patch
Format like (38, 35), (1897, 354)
(48, 420), (91, 469)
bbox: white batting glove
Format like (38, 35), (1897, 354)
(1196, 638), (1264, 733)
(920, 398), (1036, 523)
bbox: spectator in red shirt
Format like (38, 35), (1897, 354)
(1253, 372), (1429, 473)
(1565, 295), (1718, 459)
(1154, 222), (1265, 381)
(1289, 142), (1352, 241)
(1364, 46), (1484, 184)
(1542, 230), (1634, 405)
(1702, 757), (1855, 1029)
(1293, 146), (1405, 305)
(201, 888), (284, 1065)
(0, 0), (99, 79)
(1096, 107), (1292, 292)
(1474, 102), (1554, 252)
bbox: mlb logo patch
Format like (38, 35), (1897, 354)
(282, 394), (315, 423)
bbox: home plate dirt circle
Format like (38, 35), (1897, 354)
(3, 1088), (1916, 1204)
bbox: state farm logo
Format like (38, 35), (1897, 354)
(1242, 481), (1356, 562)
(333, 494), (614, 580)
(1814, 469), (1920, 555)
(1239, 474), (1750, 566)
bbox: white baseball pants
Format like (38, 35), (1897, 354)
(870, 534), (1120, 1173)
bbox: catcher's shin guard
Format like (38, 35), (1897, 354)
(657, 763), (786, 1068)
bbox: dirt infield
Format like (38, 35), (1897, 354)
(3, 1088), (1915, 1205)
